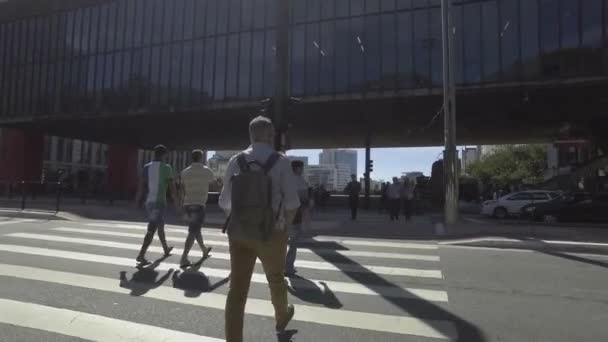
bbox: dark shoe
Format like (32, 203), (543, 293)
(180, 259), (192, 269)
(276, 304), (295, 332)
(163, 246), (174, 257)
(136, 256), (150, 266)
(202, 246), (213, 259)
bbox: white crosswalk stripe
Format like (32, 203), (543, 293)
(0, 298), (223, 342)
(4, 233), (449, 302)
(0, 219), (456, 341)
(83, 223), (440, 261)
(51, 227), (443, 278)
(0, 264), (456, 339)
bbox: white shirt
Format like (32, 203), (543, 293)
(219, 143), (300, 216)
(295, 174), (309, 203)
(180, 163), (214, 206)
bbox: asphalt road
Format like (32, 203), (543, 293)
(0, 216), (606, 342)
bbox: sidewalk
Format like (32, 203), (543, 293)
(2, 198), (608, 244)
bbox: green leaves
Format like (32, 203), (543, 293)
(467, 145), (547, 187)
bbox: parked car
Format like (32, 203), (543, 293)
(481, 190), (560, 219)
(522, 192), (608, 223)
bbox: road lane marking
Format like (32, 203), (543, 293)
(0, 219), (38, 226)
(81, 223), (440, 260)
(0, 242), (448, 301)
(50, 228), (442, 278)
(0, 298), (223, 342)
(0, 264), (456, 339)
(308, 237), (438, 250)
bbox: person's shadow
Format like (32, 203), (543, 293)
(172, 258), (229, 297)
(277, 329), (298, 342)
(119, 256), (173, 297)
(287, 275), (342, 309)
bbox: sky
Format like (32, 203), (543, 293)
(286, 147), (446, 182)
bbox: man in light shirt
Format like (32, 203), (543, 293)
(219, 116), (300, 341)
(285, 160), (310, 276)
(178, 149), (214, 268)
(387, 177), (403, 221)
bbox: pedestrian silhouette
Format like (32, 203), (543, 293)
(172, 259), (229, 297)
(119, 257), (173, 296)
(287, 275), (343, 309)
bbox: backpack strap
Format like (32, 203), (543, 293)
(236, 153), (249, 173)
(263, 152), (281, 174)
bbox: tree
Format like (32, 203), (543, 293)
(467, 145), (547, 188)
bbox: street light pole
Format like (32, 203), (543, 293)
(441, 0), (459, 224)
(274, 0), (290, 152)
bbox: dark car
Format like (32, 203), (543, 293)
(522, 192), (608, 223)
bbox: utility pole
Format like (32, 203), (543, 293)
(441, 0), (459, 224)
(273, 0), (290, 151)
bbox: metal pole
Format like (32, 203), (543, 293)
(364, 133), (371, 210)
(274, 0), (291, 152)
(20, 181), (26, 211)
(441, 0), (459, 224)
(56, 182), (62, 213)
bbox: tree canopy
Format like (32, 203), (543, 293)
(467, 145), (547, 188)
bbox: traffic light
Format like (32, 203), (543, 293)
(367, 160), (374, 173)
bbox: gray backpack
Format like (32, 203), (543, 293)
(225, 152), (281, 241)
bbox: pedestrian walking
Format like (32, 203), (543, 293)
(135, 145), (176, 266)
(178, 149), (214, 269)
(285, 160), (310, 276)
(402, 179), (414, 221)
(344, 174), (362, 220)
(387, 177), (402, 221)
(219, 116), (300, 342)
(379, 182), (389, 213)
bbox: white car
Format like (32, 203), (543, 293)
(481, 190), (560, 219)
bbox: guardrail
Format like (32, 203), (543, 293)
(2, 181), (64, 213)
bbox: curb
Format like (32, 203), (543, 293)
(442, 237), (608, 255)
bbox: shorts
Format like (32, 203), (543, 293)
(146, 202), (166, 224)
(184, 205), (206, 234)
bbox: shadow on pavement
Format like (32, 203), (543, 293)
(277, 329), (298, 342)
(543, 251), (608, 269)
(287, 275), (343, 309)
(172, 258), (230, 297)
(310, 246), (486, 342)
(119, 256), (173, 296)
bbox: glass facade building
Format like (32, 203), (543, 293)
(0, 0), (606, 119)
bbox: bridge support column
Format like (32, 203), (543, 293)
(107, 145), (138, 201)
(0, 128), (44, 183)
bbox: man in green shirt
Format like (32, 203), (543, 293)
(136, 145), (176, 266)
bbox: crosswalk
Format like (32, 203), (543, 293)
(0, 219), (457, 341)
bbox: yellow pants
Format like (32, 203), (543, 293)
(225, 230), (289, 342)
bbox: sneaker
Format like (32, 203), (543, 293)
(202, 246), (213, 259)
(275, 304), (295, 332)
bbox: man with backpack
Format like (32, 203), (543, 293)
(219, 116), (300, 342)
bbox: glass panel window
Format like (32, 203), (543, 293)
(254, 0), (266, 29)
(364, 15), (381, 87)
(203, 37), (216, 102)
(367, 0), (380, 14)
(217, 0), (229, 34)
(291, 25), (305, 96)
(173, 0), (186, 41)
(521, 0), (540, 79)
(397, 11), (413, 88)
(239, 32), (252, 99)
(429, 7), (442, 86)
(321, 0), (335, 19)
(336, 0), (349, 17)
(351, 0), (364, 16)
(228, 0), (241, 33)
(539, 0), (559, 53)
(307, 0), (322, 21)
(334, 19), (349, 92)
(482, 0), (499, 82)
(463, 3), (481, 83)
(581, 0), (603, 48)
(305, 23), (320, 95)
(214, 36), (227, 100)
(263, 30), (275, 96)
(500, 0), (520, 81)
(350, 17), (364, 91)
(560, 0), (579, 48)
(162, 0), (175, 42)
(380, 13), (397, 89)
(381, 0), (396, 12)
(319, 21), (334, 94)
(202, 0), (216, 37)
(225, 34), (239, 99)
(242, 0), (254, 30)
(413, 7), (430, 86)
(190, 39), (204, 105)
(251, 31), (265, 98)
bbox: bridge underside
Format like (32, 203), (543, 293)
(2, 80), (607, 150)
